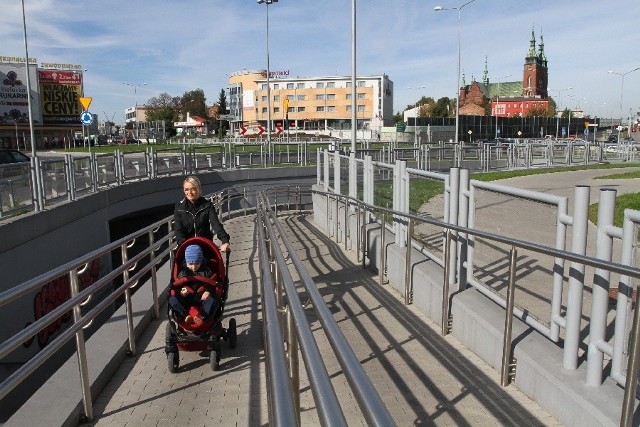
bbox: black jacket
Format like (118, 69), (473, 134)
(173, 196), (230, 246)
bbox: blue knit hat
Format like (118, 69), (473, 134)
(184, 244), (204, 264)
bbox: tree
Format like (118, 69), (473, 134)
(181, 89), (208, 121)
(212, 89), (228, 138)
(432, 97), (453, 118)
(145, 92), (181, 137)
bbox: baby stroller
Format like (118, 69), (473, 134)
(164, 236), (237, 372)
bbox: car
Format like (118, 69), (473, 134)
(0, 149), (30, 179)
(606, 134), (618, 143)
(0, 149), (30, 165)
(122, 137), (141, 144)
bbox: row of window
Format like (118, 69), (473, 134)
(260, 80), (368, 90)
(261, 93), (367, 103)
(263, 105), (366, 114)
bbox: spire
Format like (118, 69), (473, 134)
(538, 33), (547, 65)
(483, 56), (489, 85)
(528, 25), (536, 57)
(461, 70), (466, 88)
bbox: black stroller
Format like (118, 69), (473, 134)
(164, 236), (236, 372)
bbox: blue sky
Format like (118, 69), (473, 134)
(3, 0), (640, 124)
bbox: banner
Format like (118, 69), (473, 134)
(0, 62), (42, 124)
(38, 69), (83, 125)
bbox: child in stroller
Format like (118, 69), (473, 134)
(165, 236), (237, 372)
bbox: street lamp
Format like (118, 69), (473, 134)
(408, 85), (426, 145)
(123, 82), (146, 140)
(493, 74), (510, 139)
(435, 0), (478, 165)
(257, 0), (277, 160)
(549, 86), (572, 139)
(608, 66), (640, 143)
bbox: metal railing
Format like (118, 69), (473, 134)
(312, 187), (640, 426)
(256, 188), (395, 426)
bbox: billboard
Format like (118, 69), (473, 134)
(38, 69), (83, 125)
(0, 62), (42, 125)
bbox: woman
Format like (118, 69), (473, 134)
(173, 176), (230, 252)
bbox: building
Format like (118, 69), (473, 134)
(225, 70), (393, 136)
(457, 28), (550, 118)
(0, 58), (89, 149)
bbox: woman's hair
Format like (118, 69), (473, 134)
(183, 176), (202, 193)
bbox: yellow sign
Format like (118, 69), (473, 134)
(79, 97), (93, 111)
(283, 98), (289, 110)
(584, 121), (590, 128)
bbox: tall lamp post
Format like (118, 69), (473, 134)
(408, 85), (426, 146)
(435, 0), (478, 166)
(123, 82), (147, 140)
(493, 74), (510, 139)
(258, 0), (277, 161)
(608, 66), (640, 143)
(549, 86), (572, 139)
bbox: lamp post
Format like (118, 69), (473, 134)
(549, 86), (572, 139)
(257, 0), (277, 161)
(123, 82), (146, 140)
(408, 85), (426, 146)
(435, 0), (477, 166)
(493, 74), (510, 139)
(608, 66), (640, 143)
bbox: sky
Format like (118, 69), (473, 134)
(2, 0), (640, 125)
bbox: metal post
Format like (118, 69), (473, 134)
(121, 243), (136, 355)
(148, 229), (160, 319)
(286, 306), (300, 423)
(404, 218), (414, 305)
(441, 229), (452, 336)
(379, 211), (387, 286)
(500, 246), (518, 386)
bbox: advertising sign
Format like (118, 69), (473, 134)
(38, 69), (83, 125)
(0, 62), (42, 125)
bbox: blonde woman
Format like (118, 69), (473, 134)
(173, 176), (230, 252)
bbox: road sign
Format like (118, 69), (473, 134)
(79, 97), (93, 111)
(276, 124), (283, 135)
(80, 111), (94, 125)
(258, 126), (266, 135)
(240, 126), (247, 135)
(396, 123), (406, 133)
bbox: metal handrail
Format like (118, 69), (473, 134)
(257, 190), (395, 426)
(311, 188), (640, 426)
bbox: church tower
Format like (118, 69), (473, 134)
(522, 27), (548, 98)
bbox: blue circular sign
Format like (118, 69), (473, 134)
(80, 111), (94, 125)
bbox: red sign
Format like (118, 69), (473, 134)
(258, 126), (265, 135)
(276, 124), (283, 135)
(240, 126), (247, 135)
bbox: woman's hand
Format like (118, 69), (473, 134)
(201, 291), (210, 301)
(219, 242), (229, 252)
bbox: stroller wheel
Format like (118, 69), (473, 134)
(168, 352), (179, 373)
(228, 318), (237, 349)
(210, 349), (220, 371)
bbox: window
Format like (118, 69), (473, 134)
(357, 105), (365, 112)
(297, 95), (305, 101)
(326, 94), (335, 100)
(274, 107), (280, 113)
(316, 82), (324, 89)
(346, 106), (351, 112)
(357, 93), (365, 99)
(274, 95), (280, 102)
(287, 95), (295, 101)
(261, 96), (268, 102)
(298, 107), (305, 112)
(273, 84), (279, 90)
(287, 107), (295, 113)
(357, 81), (365, 87)
(346, 82), (352, 88)
(316, 94), (325, 101)
(346, 94), (352, 100)
(326, 82), (335, 88)
(261, 84), (268, 90)
(327, 106), (336, 112)
(262, 107), (267, 113)
(286, 83), (294, 89)
(296, 83), (305, 89)
(316, 106), (325, 112)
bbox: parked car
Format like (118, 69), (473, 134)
(0, 149), (30, 165)
(0, 149), (30, 178)
(606, 134), (618, 143)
